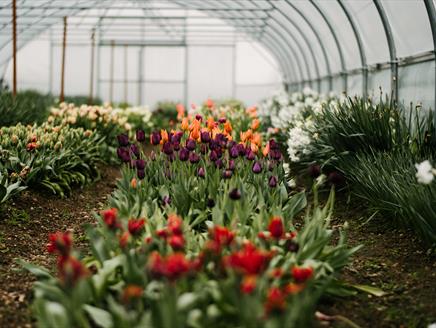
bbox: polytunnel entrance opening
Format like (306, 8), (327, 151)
(0, 1), (436, 327)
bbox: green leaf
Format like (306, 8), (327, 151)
(347, 284), (386, 297)
(83, 304), (114, 328)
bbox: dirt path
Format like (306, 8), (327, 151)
(0, 166), (120, 328)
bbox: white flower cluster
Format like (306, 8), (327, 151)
(287, 120), (315, 162)
(415, 160), (436, 184)
(113, 106), (153, 124)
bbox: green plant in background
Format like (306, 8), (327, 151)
(0, 89), (54, 127)
(0, 170), (26, 204)
(62, 95), (103, 106)
(152, 101), (179, 129)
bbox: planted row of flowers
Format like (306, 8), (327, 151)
(24, 101), (359, 327)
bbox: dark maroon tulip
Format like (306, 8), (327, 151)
(270, 149), (282, 161)
(200, 144), (208, 155)
(186, 138), (196, 151)
(136, 129), (146, 142)
(189, 152), (200, 164)
(222, 170), (233, 179)
(130, 144), (140, 157)
(210, 150), (219, 162)
(195, 114), (203, 121)
(151, 131), (161, 145)
(201, 131), (211, 143)
(237, 143), (246, 156)
(137, 169), (145, 180)
(228, 159), (236, 171)
(117, 134), (129, 147)
(179, 148), (189, 161)
(328, 171), (345, 186)
(215, 133), (227, 147)
(268, 175), (278, 188)
(206, 198), (215, 208)
(136, 159), (145, 170)
(227, 140), (236, 149)
(117, 147), (130, 162)
(172, 141), (180, 151)
(269, 139), (279, 150)
(252, 161), (262, 174)
(229, 188), (241, 200)
(215, 159), (224, 169)
(197, 167), (205, 178)
(286, 240), (299, 253)
(246, 150), (256, 161)
(215, 148), (223, 159)
(162, 142), (173, 155)
(171, 132), (183, 143)
(230, 145), (239, 158)
(308, 164), (321, 178)
(209, 140), (220, 151)
(219, 117), (226, 124)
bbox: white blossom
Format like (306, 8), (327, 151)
(415, 160), (435, 184)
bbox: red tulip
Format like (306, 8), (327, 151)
(225, 242), (270, 275)
(47, 231), (72, 256)
(291, 266), (313, 283)
(128, 218), (145, 236)
(167, 214), (183, 236)
(268, 216), (284, 239)
(169, 235), (185, 250)
(240, 275), (257, 294)
(101, 208), (120, 230)
(264, 287), (286, 314)
(58, 256), (88, 286)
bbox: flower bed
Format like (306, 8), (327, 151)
(23, 101), (359, 327)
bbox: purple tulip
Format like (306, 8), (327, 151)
(186, 138), (196, 151)
(136, 129), (146, 142)
(228, 159), (236, 171)
(215, 133), (227, 147)
(222, 170), (233, 179)
(137, 169), (145, 180)
(219, 117), (226, 124)
(171, 132), (183, 143)
(237, 143), (246, 156)
(151, 131), (161, 145)
(130, 144), (140, 157)
(195, 114), (203, 121)
(206, 198), (215, 208)
(172, 141), (180, 151)
(136, 159), (146, 170)
(268, 176), (278, 188)
(189, 152), (200, 164)
(252, 161), (262, 174)
(117, 147), (130, 162)
(201, 131), (211, 143)
(229, 188), (241, 200)
(227, 140), (236, 149)
(209, 140), (220, 151)
(162, 142), (173, 155)
(179, 148), (189, 161)
(229, 145), (239, 158)
(210, 150), (219, 162)
(270, 149), (282, 161)
(328, 171), (345, 186)
(215, 159), (224, 169)
(246, 150), (256, 161)
(197, 167), (205, 178)
(117, 134), (129, 147)
(200, 144), (208, 155)
(269, 139), (279, 150)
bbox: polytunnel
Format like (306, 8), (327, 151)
(1, 1), (436, 328)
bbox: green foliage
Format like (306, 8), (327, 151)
(0, 90), (54, 126)
(152, 101), (178, 129)
(62, 95), (102, 106)
(0, 170), (26, 204)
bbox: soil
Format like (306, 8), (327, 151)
(319, 192), (436, 328)
(0, 168), (435, 328)
(0, 166), (120, 328)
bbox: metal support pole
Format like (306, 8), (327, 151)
(137, 46), (143, 105)
(96, 20), (101, 101)
(109, 40), (114, 104)
(12, 0), (17, 96)
(49, 28), (53, 93)
(424, 0), (436, 114)
(60, 16), (67, 103)
(88, 29), (95, 104)
(124, 45), (128, 104)
(183, 17), (189, 107)
(231, 34), (236, 99)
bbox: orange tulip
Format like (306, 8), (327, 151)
(207, 116), (215, 130)
(181, 117), (189, 131)
(224, 121), (232, 134)
(190, 128), (200, 141)
(189, 119), (201, 132)
(176, 103), (185, 120)
(262, 143), (270, 157)
(250, 143), (259, 153)
(251, 119), (260, 130)
(206, 99), (214, 109)
(160, 130), (169, 144)
(252, 132), (262, 146)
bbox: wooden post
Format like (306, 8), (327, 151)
(12, 0), (17, 97)
(109, 40), (114, 104)
(60, 16), (67, 103)
(124, 45), (128, 104)
(88, 29), (95, 104)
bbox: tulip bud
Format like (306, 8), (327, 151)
(222, 170), (232, 179)
(201, 131), (211, 143)
(246, 150), (256, 161)
(268, 216), (284, 239)
(197, 167), (206, 178)
(229, 145), (239, 158)
(229, 188), (241, 200)
(117, 133), (129, 147)
(137, 169), (145, 180)
(136, 129), (146, 142)
(186, 138), (196, 151)
(150, 131), (161, 145)
(162, 142), (173, 155)
(268, 176), (278, 188)
(228, 159), (236, 171)
(308, 164), (321, 178)
(189, 152), (200, 164)
(206, 198), (215, 208)
(135, 159), (145, 170)
(252, 161), (262, 174)
(215, 159), (224, 169)
(179, 148), (189, 161)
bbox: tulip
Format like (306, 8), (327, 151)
(130, 144), (140, 158)
(189, 152), (200, 164)
(219, 117), (226, 124)
(197, 167), (205, 178)
(128, 218), (145, 236)
(58, 256), (88, 286)
(228, 159), (236, 171)
(222, 170), (232, 179)
(101, 208), (119, 230)
(308, 164), (321, 178)
(229, 188), (241, 200)
(26, 142), (37, 151)
(206, 198), (215, 208)
(209, 225), (234, 246)
(241, 275), (257, 294)
(137, 169), (145, 180)
(269, 139), (279, 150)
(167, 214), (183, 235)
(229, 145), (239, 158)
(150, 131), (161, 145)
(122, 285), (143, 303)
(186, 138), (196, 151)
(209, 139), (220, 151)
(117, 133), (129, 147)
(237, 143), (246, 156)
(117, 147), (130, 162)
(268, 216), (284, 239)
(225, 242), (270, 275)
(119, 231), (130, 248)
(162, 195), (171, 206)
(264, 287), (286, 313)
(268, 176), (278, 188)
(200, 131), (211, 143)
(195, 114), (203, 121)
(181, 117), (189, 131)
(47, 231), (72, 256)
(251, 119), (260, 130)
(215, 159), (224, 169)
(135, 159), (145, 170)
(252, 161), (262, 174)
(246, 150), (256, 161)
(286, 240), (299, 253)
(205, 99), (214, 108)
(328, 171), (345, 186)
(169, 235), (185, 250)
(162, 142), (173, 155)
(210, 150), (219, 162)
(270, 149), (282, 161)
(200, 144), (208, 154)
(291, 266), (313, 283)
(171, 131), (183, 143)
(179, 148), (189, 161)
(136, 129), (146, 142)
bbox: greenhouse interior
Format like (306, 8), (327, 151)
(0, 0), (435, 327)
